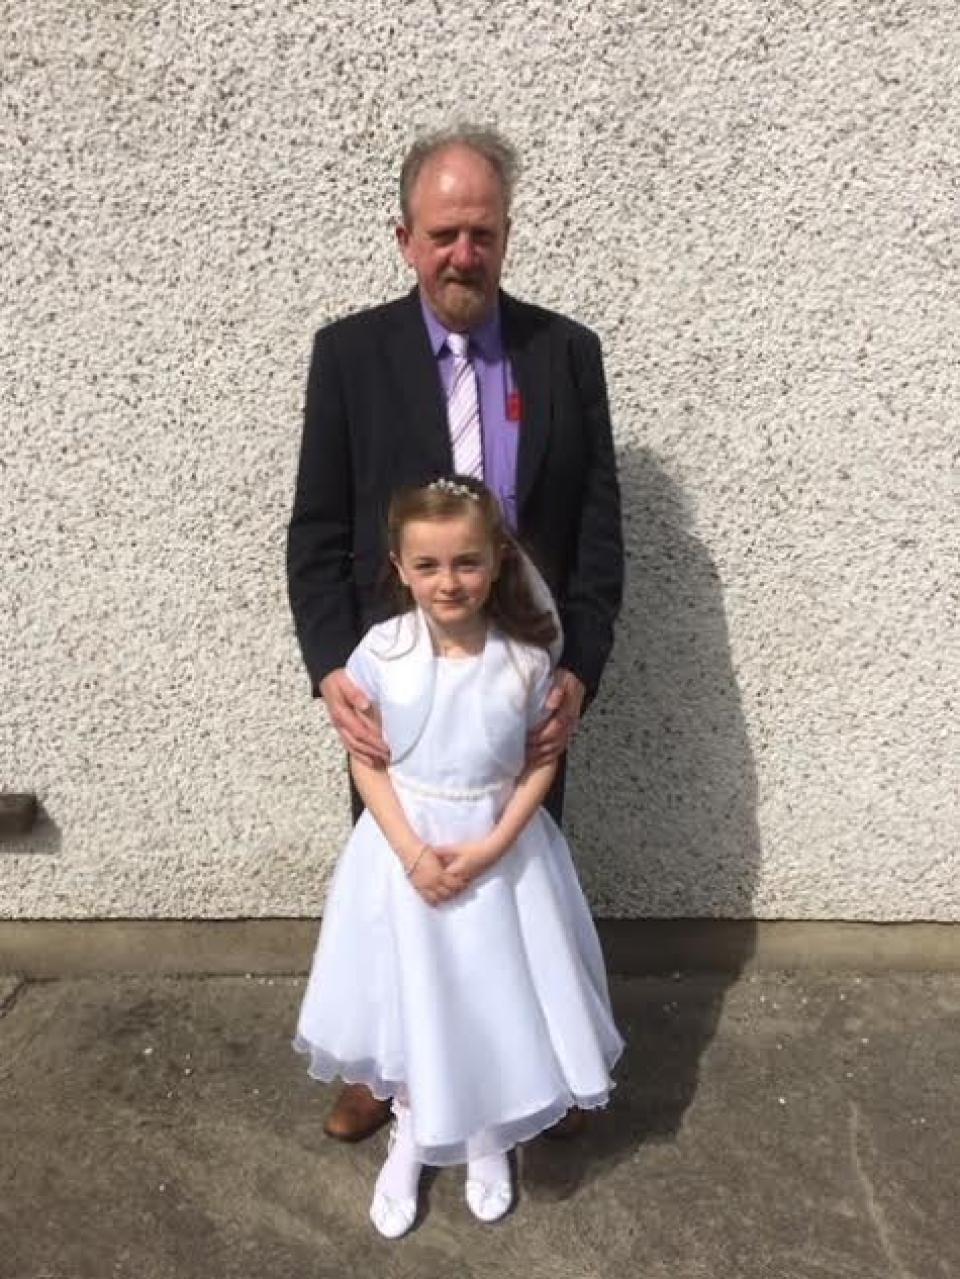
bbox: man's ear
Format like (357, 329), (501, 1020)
(395, 221), (413, 265)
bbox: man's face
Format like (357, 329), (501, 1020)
(397, 145), (510, 332)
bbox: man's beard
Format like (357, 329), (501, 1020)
(441, 275), (492, 327)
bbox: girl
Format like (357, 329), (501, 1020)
(294, 476), (623, 1238)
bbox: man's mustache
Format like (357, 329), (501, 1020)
(441, 271), (483, 288)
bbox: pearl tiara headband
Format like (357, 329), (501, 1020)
(428, 478), (480, 502)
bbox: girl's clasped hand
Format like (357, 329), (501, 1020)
(403, 839), (498, 906)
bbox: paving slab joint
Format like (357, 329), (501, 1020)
(0, 975), (26, 1017)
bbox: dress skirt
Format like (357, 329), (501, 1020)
(294, 773), (624, 1167)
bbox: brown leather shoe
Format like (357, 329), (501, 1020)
(323, 1082), (393, 1142)
(543, 1107), (587, 1140)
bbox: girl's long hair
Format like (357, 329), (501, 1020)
(384, 477), (559, 653)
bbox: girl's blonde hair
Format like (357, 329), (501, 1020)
(385, 476), (559, 653)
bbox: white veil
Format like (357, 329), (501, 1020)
(515, 546), (564, 667)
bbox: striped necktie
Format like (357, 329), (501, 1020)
(446, 332), (483, 479)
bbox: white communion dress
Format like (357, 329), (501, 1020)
(294, 609), (624, 1166)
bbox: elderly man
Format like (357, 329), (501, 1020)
(287, 124), (623, 1142)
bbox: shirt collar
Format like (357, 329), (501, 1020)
(419, 292), (503, 361)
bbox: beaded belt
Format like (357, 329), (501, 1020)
(390, 772), (509, 802)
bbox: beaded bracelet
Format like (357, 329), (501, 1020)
(405, 843), (430, 878)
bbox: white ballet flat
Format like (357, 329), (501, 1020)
(370, 1121), (419, 1239)
(369, 1190), (417, 1239)
(464, 1177), (513, 1223)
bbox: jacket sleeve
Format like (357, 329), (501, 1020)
(286, 327), (359, 694)
(557, 329), (624, 699)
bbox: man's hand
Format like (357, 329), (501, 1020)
(526, 667), (586, 767)
(319, 668), (390, 768)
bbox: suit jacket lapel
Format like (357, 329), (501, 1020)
(385, 289), (452, 472)
(502, 291), (551, 516)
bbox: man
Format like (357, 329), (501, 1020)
(287, 124), (623, 1142)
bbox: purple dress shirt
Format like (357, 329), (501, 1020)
(420, 295), (521, 531)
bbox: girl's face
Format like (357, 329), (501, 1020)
(392, 510), (500, 641)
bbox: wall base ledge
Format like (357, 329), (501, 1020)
(1, 918), (959, 978)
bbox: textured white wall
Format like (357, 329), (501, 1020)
(2, 1), (956, 920)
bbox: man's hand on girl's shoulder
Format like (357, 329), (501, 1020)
(526, 668), (585, 766)
(320, 667), (390, 767)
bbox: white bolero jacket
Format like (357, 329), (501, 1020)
(346, 609), (554, 778)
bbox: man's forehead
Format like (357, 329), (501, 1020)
(410, 146), (506, 207)
(420, 141), (495, 176)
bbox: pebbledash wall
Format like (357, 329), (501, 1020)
(1, 1), (956, 922)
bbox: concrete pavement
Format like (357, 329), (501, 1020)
(1, 971), (957, 1278)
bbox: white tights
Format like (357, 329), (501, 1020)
(373, 1101), (421, 1204)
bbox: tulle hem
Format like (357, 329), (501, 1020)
(293, 1034), (623, 1166)
(292, 1036), (402, 1102)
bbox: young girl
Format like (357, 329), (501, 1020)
(294, 476), (623, 1238)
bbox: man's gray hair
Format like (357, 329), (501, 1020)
(399, 124), (519, 226)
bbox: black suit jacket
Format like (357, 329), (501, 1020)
(287, 288), (623, 698)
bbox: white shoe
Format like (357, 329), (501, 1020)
(370, 1119), (419, 1239)
(465, 1176), (513, 1223)
(369, 1190), (417, 1239)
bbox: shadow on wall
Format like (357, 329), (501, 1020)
(568, 443), (762, 918)
(549, 445), (761, 1187)
(0, 799), (62, 858)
